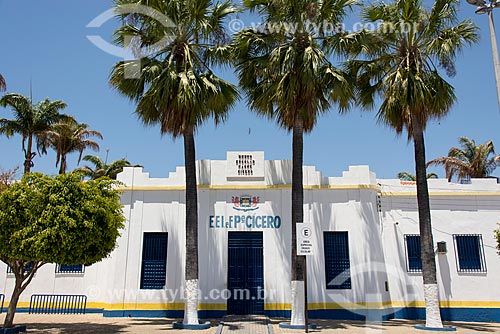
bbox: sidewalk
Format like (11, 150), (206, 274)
(0, 314), (218, 334)
(270, 318), (500, 333)
(221, 315), (269, 334)
(0, 314), (499, 333)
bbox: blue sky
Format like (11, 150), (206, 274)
(0, 0), (499, 180)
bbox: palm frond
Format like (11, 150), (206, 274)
(110, 0), (238, 137)
(398, 171), (416, 181)
(427, 137), (500, 181)
(346, 0), (477, 139)
(41, 118), (102, 173)
(0, 74), (6, 92)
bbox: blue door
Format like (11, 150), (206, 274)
(227, 232), (264, 315)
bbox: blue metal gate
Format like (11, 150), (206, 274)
(29, 294), (87, 314)
(227, 232), (264, 315)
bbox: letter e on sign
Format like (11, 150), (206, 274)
(297, 223), (313, 256)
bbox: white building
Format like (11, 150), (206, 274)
(1, 152), (499, 322)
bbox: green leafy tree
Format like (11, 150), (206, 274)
(0, 172), (125, 329)
(398, 172), (438, 181)
(0, 94), (70, 174)
(110, 0), (238, 325)
(347, 0), (478, 327)
(39, 118), (103, 174)
(234, 0), (355, 325)
(427, 137), (500, 182)
(75, 154), (132, 180)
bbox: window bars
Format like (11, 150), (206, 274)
(405, 235), (423, 273)
(324, 231), (351, 289)
(140, 232), (168, 289)
(55, 264), (85, 274)
(6, 262), (33, 274)
(453, 234), (487, 273)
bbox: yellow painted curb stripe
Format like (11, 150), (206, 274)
(308, 301), (393, 310)
(438, 301), (500, 308)
(100, 303), (184, 311)
(6, 301), (500, 311)
(4, 302), (31, 308)
(264, 303), (291, 310)
(199, 303), (226, 311)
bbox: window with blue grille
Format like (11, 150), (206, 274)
(140, 232), (168, 289)
(56, 264), (84, 274)
(324, 231), (351, 289)
(405, 235), (422, 273)
(7, 261), (33, 274)
(453, 234), (486, 273)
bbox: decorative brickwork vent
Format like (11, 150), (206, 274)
(226, 152), (265, 180)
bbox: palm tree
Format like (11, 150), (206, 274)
(398, 172), (438, 181)
(110, 0), (238, 326)
(234, 0), (355, 325)
(0, 74), (6, 92)
(0, 94), (69, 174)
(75, 154), (132, 180)
(427, 137), (500, 182)
(347, 0), (478, 328)
(40, 118), (102, 174)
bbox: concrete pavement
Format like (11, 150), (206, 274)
(220, 315), (269, 334)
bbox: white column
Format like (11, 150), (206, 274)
(290, 280), (305, 326)
(424, 283), (443, 328)
(183, 279), (199, 325)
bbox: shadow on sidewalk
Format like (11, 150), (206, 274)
(268, 318), (500, 332)
(11, 322), (127, 334)
(130, 318), (218, 330)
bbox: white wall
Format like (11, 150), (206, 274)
(379, 177), (500, 308)
(1, 153), (499, 320)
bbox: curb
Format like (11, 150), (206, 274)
(414, 325), (457, 331)
(215, 321), (224, 334)
(279, 322), (317, 329)
(172, 321), (211, 330)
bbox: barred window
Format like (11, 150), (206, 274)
(453, 234), (486, 273)
(7, 261), (33, 274)
(405, 235), (422, 273)
(324, 231), (351, 289)
(56, 264), (84, 274)
(140, 232), (168, 289)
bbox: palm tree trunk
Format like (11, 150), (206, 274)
(23, 135), (33, 174)
(183, 126), (199, 325)
(412, 116), (443, 328)
(291, 118), (306, 326)
(59, 155), (67, 175)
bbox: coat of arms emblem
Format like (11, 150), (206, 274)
(232, 195), (260, 212)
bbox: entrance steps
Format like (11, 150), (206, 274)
(219, 315), (270, 334)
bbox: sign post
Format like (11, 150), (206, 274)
(297, 223), (313, 333)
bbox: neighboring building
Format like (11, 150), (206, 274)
(1, 152), (499, 322)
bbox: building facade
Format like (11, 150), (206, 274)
(1, 152), (499, 322)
